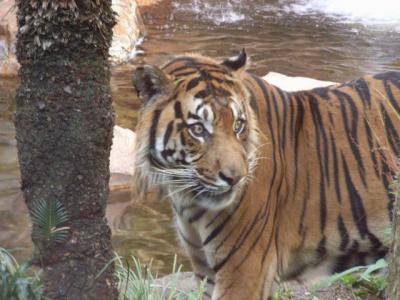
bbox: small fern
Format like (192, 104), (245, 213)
(30, 199), (70, 246)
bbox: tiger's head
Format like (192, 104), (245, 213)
(133, 50), (260, 210)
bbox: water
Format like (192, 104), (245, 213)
(287, 0), (400, 25)
(1, 0), (400, 274)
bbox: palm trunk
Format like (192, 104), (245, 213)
(388, 189), (400, 300)
(15, 1), (117, 298)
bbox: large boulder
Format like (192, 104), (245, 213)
(0, 0), (144, 77)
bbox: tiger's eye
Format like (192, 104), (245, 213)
(189, 123), (206, 137)
(234, 119), (245, 134)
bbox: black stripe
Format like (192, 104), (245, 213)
(277, 88), (288, 151)
(187, 111), (201, 120)
(188, 208), (206, 223)
(213, 208), (263, 273)
(382, 78), (400, 116)
(308, 97), (327, 232)
(214, 192), (246, 251)
(354, 78), (371, 108)
(379, 149), (396, 221)
(161, 148), (174, 160)
(203, 211), (235, 246)
(163, 57), (196, 71)
(364, 119), (380, 178)
(316, 236), (327, 259)
(186, 77), (202, 91)
(246, 84), (260, 117)
(194, 90), (209, 99)
(373, 71), (400, 81)
(337, 214), (349, 251)
(380, 103), (400, 156)
(149, 109), (162, 151)
(206, 211), (223, 228)
(334, 90), (367, 187)
(341, 153), (369, 238)
(293, 97), (304, 194)
(174, 101), (183, 119)
(213, 188), (265, 273)
(289, 94), (295, 140)
(163, 121), (174, 147)
(180, 132), (186, 146)
(330, 132), (342, 203)
(173, 70), (198, 77)
(298, 171), (310, 235)
(309, 95), (330, 185)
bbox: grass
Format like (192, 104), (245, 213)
(0, 248), (44, 300)
(114, 254), (206, 300)
(1, 248), (206, 300)
(313, 258), (388, 299)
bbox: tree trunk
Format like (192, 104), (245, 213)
(14, 1), (117, 298)
(388, 186), (400, 300)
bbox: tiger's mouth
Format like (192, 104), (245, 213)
(191, 182), (233, 199)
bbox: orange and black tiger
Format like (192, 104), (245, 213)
(132, 50), (400, 299)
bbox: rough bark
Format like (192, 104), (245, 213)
(14, 1), (117, 299)
(388, 189), (400, 300)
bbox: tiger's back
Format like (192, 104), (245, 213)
(244, 71), (400, 281)
(133, 51), (400, 299)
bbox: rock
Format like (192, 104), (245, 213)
(136, 0), (169, 7)
(136, 0), (172, 21)
(153, 272), (199, 296)
(110, 125), (136, 176)
(263, 72), (337, 92)
(0, 0), (18, 77)
(0, 0), (144, 77)
(110, 0), (145, 64)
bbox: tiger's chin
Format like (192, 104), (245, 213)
(190, 183), (239, 210)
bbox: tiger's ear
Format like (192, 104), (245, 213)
(221, 49), (248, 73)
(133, 65), (173, 105)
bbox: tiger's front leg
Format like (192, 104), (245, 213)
(210, 250), (278, 300)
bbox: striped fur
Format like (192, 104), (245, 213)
(133, 51), (400, 299)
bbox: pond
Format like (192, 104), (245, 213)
(1, 0), (400, 275)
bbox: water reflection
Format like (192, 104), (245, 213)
(1, 0), (400, 275)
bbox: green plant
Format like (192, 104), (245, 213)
(0, 248), (44, 300)
(98, 254), (206, 300)
(314, 258), (388, 298)
(30, 199), (70, 246)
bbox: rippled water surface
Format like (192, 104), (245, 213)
(1, 0), (400, 274)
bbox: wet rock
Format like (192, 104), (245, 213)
(110, 125), (136, 176)
(0, 0), (145, 77)
(137, 0), (172, 21)
(0, 0), (18, 77)
(263, 72), (337, 92)
(110, 0), (145, 64)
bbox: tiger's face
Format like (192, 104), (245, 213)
(133, 50), (259, 210)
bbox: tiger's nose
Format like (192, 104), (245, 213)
(218, 170), (243, 186)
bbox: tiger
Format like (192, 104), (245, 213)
(132, 49), (400, 299)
